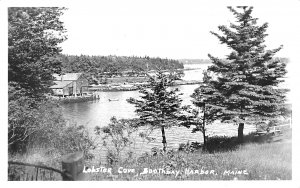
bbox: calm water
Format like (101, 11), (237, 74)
(61, 65), (206, 129)
(61, 84), (198, 129)
(61, 64), (256, 159)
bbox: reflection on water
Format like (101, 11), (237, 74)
(60, 65), (256, 160)
(61, 69), (203, 129)
(61, 85), (205, 147)
(62, 90), (138, 128)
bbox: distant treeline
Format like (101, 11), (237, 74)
(57, 54), (184, 83)
(179, 57), (289, 65)
(179, 59), (212, 64)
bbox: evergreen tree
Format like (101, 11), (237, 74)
(180, 72), (221, 150)
(198, 6), (288, 143)
(127, 71), (184, 152)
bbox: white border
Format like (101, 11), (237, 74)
(1, 0), (299, 188)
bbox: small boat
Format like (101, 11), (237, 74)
(108, 99), (119, 102)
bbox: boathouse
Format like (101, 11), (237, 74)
(50, 73), (89, 97)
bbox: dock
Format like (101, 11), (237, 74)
(51, 93), (100, 104)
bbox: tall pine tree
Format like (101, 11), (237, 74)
(199, 6), (288, 143)
(127, 71), (183, 152)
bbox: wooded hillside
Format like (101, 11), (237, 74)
(57, 54), (184, 84)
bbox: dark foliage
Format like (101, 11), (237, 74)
(194, 7), (289, 143)
(127, 71), (185, 152)
(7, 8), (95, 156)
(8, 7), (67, 100)
(58, 54), (184, 84)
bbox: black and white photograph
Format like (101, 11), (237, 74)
(1, 0), (299, 185)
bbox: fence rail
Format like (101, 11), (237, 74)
(8, 161), (68, 181)
(8, 151), (86, 181)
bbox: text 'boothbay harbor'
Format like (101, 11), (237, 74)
(82, 166), (249, 177)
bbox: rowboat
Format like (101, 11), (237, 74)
(108, 99), (119, 101)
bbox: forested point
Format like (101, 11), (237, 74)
(178, 57), (289, 66)
(58, 54), (184, 84)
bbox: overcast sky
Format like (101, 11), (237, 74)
(2, 0), (300, 60)
(55, 0), (300, 60)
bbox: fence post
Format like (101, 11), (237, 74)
(61, 151), (88, 181)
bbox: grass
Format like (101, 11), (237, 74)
(9, 129), (292, 181)
(84, 132), (292, 180)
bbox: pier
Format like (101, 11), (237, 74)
(51, 93), (100, 104)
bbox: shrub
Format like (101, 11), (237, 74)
(96, 117), (139, 164)
(178, 142), (203, 153)
(205, 136), (238, 153)
(8, 84), (39, 152)
(54, 124), (98, 159)
(8, 91), (97, 158)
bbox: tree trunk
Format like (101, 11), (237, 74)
(161, 126), (167, 152)
(202, 103), (206, 150)
(238, 123), (244, 143)
(202, 129), (206, 151)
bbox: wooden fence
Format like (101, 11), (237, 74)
(8, 151), (88, 181)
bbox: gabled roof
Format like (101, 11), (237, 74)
(50, 81), (73, 89)
(53, 73), (83, 81)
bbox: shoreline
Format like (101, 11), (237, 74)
(89, 80), (202, 92)
(50, 80), (202, 103)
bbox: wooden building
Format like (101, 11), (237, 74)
(50, 73), (89, 97)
